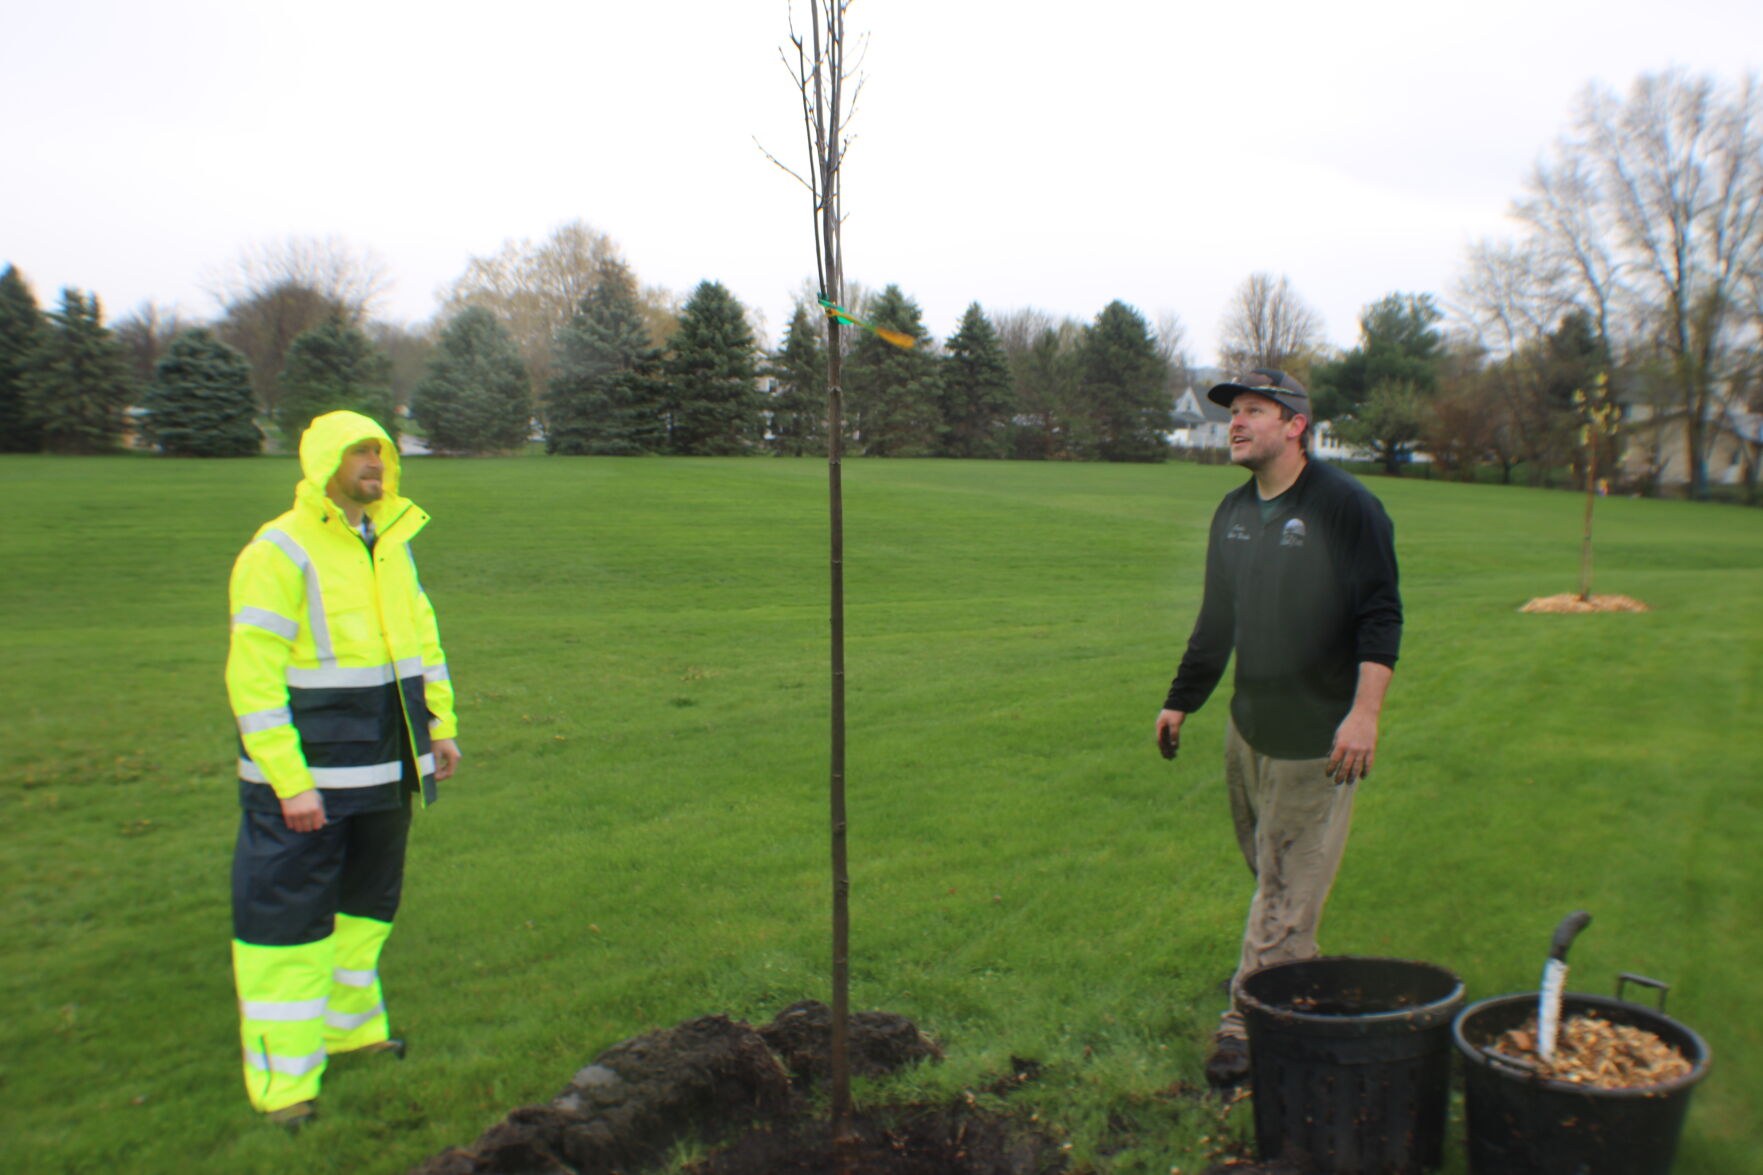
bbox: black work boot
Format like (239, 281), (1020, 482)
(1204, 1035), (1251, 1088)
(266, 1100), (317, 1133)
(349, 1038), (406, 1060)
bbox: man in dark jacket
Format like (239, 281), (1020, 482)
(1155, 369), (1402, 1086)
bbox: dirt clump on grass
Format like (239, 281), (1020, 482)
(409, 1013), (792, 1175)
(411, 1002), (1006, 1175)
(760, 998), (943, 1087)
(1519, 593), (1650, 613)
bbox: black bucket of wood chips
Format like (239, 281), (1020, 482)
(1452, 975), (1711, 1175)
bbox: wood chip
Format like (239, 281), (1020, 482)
(1489, 1013), (1692, 1089)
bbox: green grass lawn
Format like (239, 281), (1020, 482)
(3, 453), (1758, 1174)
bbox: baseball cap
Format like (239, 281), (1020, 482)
(1207, 368), (1311, 417)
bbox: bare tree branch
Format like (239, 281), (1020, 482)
(1217, 272), (1324, 373)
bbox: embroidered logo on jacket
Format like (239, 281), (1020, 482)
(1227, 523), (1253, 542)
(1280, 518), (1308, 548)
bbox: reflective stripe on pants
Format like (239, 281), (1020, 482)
(232, 921), (397, 1110)
(230, 801), (409, 1111)
(324, 913), (393, 1054)
(233, 939), (330, 1112)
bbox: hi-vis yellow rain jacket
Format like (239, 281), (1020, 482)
(226, 411), (456, 813)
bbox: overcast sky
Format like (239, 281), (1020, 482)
(4, 0), (1761, 362)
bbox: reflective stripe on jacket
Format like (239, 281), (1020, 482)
(226, 411), (457, 808)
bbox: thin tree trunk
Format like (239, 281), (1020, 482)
(815, 2), (853, 1147)
(1579, 440), (1598, 600)
(825, 312), (851, 1144)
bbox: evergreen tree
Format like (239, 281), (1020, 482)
(412, 307), (532, 454)
(936, 303), (1013, 458)
(1076, 300), (1170, 462)
(1311, 292), (1445, 473)
(0, 265), (46, 452)
(1503, 310), (1608, 486)
(1311, 292), (1444, 421)
(766, 303), (827, 456)
(665, 280), (761, 455)
(22, 288), (133, 454)
(545, 259), (665, 455)
(218, 282), (357, 418)
(1008, 326), (1080, 460)
(1334, 381), (1430, 475)
(140, 328), (261, 456)
(843, 285), (941, 457)
(276, 316), (396, 446)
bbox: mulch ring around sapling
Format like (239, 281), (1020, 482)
(409, 1000), (1071, 1175)
(1518, 593), (1650, 613)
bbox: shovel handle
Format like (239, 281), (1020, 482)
(1548, 910), (1593, 961)
(1616, 972), (1669, 1013)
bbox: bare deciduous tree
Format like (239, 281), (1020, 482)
(993, 308), (1083, 459)
(992, 306), (1060, 359)
(1511, 157), (1621, 347)
(438, 221), (618, 402)
(112, 301), (193, 390)
(208, 236), (389, 416)
(1521, 70), (1763, 497)
(1423, 338), (1508, 482)
(1452, 240), (1575, 359)
(209, 234), (391, 321)
(1154, 309), (1193, 393)
(1217, 272), (1324, 375)
(366, 320), (438, 415)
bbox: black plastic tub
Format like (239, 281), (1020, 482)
(1453, 987), (1711, 1175)
(1239, 956), (1465, 1174)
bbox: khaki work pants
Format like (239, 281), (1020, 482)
(1217, 717), (1356, 1041)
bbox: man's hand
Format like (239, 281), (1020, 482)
(1328, 662), (1393, 784)
(1327, 710), (1378, 784)
(281, 788), (326, 833)
(433, 738), (462, 781)
(1155, 709), (1186, 761)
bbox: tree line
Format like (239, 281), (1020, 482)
(3, 69), (1756, 497)
(0, 238), (1185, 463)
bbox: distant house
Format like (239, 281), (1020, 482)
(1615, 378), (1761, 491)
(1310, 419), (1375, 464)
(1170, 385), (1230, 450)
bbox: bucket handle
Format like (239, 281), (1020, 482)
(1616, 972), (1670, 1013)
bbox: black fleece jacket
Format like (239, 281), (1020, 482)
(1163, 459), (1402, 759)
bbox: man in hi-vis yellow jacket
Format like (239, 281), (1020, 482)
(226, 410), (461, 1129)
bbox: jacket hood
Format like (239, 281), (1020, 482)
(297, 410), (403, 513)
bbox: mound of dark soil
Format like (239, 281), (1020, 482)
(682, 1105), (1069, 1175)
(760, 999), (943, 1087)
(410, 1014), (791, 1175)
(409, 1002), (950, 1175)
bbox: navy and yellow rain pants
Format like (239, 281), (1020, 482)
(230, 798), (411, 1112)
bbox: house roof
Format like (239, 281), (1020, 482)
(1171, 386), (1231, 427)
